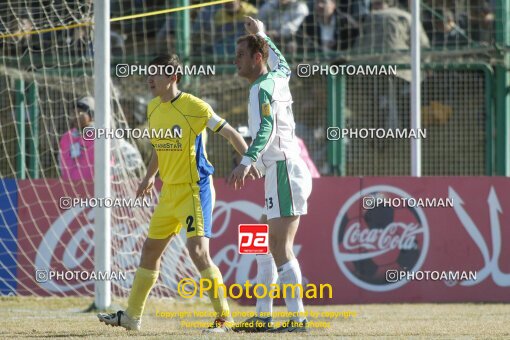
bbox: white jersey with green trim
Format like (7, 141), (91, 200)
(240, 32), (301, 169)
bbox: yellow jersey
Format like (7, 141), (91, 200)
(147, 92), (226, 184)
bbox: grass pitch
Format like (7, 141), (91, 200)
(1, 296), (509, 339)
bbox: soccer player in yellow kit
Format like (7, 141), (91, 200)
(98, 54), (258, 332)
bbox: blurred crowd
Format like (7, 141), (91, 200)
(139, 0), (496, 61)
(0, 0), (498, 177)
(1, 0), (497, 62)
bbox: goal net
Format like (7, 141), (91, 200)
(0, 1), (198, 299)
(0, 0), (502, 299)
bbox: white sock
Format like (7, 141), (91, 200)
(255, 254), (277, 318)
(278, 258), (305, 322)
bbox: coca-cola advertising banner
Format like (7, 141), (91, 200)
(8, 177), (510, 303)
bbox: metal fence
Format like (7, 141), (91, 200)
(0, 0), (507, 178)
(0, 62), (498, 178)
(328, 64), (492, 176)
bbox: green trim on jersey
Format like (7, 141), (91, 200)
(245, 79), (275, 162)
(276, 160), (294, 216)
(244, 33), (291, 163)
(261, 34), (291, 77)
(250, 71), (269, 89)
(249, 34), (290, 90)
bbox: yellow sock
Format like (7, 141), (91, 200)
(200, 266), (231, 320)
(125, 267), (159, 319)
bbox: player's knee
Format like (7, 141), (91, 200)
(187, 241), (199, 256)
(269, 239), (287, 256)
(284, 244), (294, 258)
(269, 239), (294, 262)
(269, 237), (280, 253)
(269, 234), (290, 249)
(139, 247), (161, 268)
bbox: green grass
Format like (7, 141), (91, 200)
(1, 297), (509, 339)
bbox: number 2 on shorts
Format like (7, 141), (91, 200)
(186, 215), (195, 232)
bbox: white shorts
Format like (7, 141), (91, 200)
(263, 158), (312, 220)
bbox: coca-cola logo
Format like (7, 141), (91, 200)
(342, 222), (422, 256)
(332, 185), (430, 291)
(35, 206), (95, 293)
(34, 206), (149, 293)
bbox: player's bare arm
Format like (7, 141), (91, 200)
(218, 123), (249, 156)
(136, 148), (158, 199)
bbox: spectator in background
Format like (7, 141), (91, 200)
(213, 0), (258, 55)
(6, 14), (47, 57)
(111, 29), (126, 56)
(258, 0), (309, 52)
(59, 97), (95, 181)
(354, 0), (430, 81)
(65, 26), (124, 59)
(63, 0), (93, 58)
(155, 17), (176, 54)
(66, 26), (93, 57)
(299, 0), (359, 54)
(470, 1), (495, 44)
(191, 2), (221, 56)
(338, 0), (371, 21)
(59, 95), (144, 181)
(354, 0), (430, 131)
(430, 8), (469, 47)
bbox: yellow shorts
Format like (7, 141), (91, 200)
(148, 176), (215, 239)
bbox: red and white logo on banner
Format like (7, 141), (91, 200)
(238, 224), (269, 254)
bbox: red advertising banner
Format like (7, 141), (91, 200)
(17, 180), (93, 296)
(14, 177), (510, 303)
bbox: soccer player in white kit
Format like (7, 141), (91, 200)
(229, 17), (312, 333)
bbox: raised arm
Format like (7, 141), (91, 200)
(245, 16), (290, 75)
